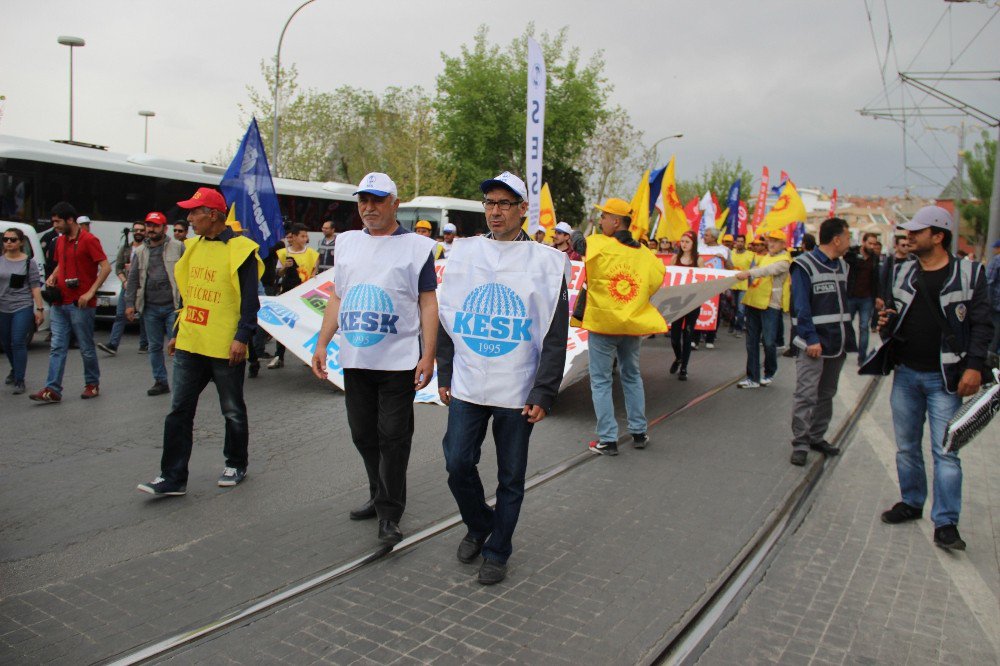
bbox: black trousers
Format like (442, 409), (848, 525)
(343, 367), (416, 523)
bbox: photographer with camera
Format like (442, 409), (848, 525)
(98, 222), (148, 356)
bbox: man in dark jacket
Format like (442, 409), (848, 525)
(844, 232), (881, 362)
(875, 206), (994, 551)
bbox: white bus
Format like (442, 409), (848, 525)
(0, 134), (359, 318)
(396, 195), (488, 237)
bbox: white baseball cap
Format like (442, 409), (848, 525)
(480, 171), (528, 201)
(353, 172), (398, 198)
(898, 205), (955, 233)
(77, 215), (91, 224)
(528, 224), (544, 235)
(442, 222), (457, 233)
(554, 221), (573, 235)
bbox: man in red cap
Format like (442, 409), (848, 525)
(124, 211), (186, 396)
(137, 188), (263, 496)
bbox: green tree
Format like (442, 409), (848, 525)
(578, 106), (646, 223)
(958, 130), (996, 252)
(435, 25), (610, 221)
(676, 156), (755, 212)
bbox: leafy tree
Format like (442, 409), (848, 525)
(958, 130), (996, 252)
(677, 156), (755, 211)
(578, 106), (646, 223)
(435, 25), (610, 222)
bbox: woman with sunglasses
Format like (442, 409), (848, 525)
(0, 228), (45, 393)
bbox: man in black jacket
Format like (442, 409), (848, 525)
(844, 232), (881, 362)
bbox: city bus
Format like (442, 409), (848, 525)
(396, 195), (488, 237)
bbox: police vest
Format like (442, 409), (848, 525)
(333, 230), (437, 371)
(743, 251), (791, 311)
(439, 236), (569, 408)
(790, 250), (857, 357)
(730, 250), (754, 291)
(580, 234), (667, 336)
(173, 235), (263, 359)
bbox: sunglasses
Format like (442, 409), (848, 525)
(3, 237), (20, 243)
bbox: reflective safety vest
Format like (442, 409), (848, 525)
(579, 234), (666, 335)
(173, 235), (263, 359)
(730, 249), (754, 291)
(743, 251), (791, 311)
(790, 250), (856, 357)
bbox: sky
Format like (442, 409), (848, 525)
(2, 0), (998, 199)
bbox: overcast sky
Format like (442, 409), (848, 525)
(2, 0), (997, 198)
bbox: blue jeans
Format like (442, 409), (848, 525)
(730, 290), (746, 332)
(744, 306), (780, 382)
(0, 306), (34, 383)
(890, 365), (963, 527)
(847, 296), (874, 362)
(108, 287), (147, 349)
(143, 304), (176, 384)
(46, 304), (99, 394)
(588, 332), (646, 442)
(160, 350), (249, 484)
(442, 397), (533, 564)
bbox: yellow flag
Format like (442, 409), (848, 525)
(715, 207), (729, 232)
(654, 156), (689, 242)
(758, 180), (807, 236)
(539, 183), (557, 243)
(628, 169), (651, 241)
(225, 203), (243, 233)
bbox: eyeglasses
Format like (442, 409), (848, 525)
(2, 237), (19, 243)
(173, 228), (186, 234)
(483, 199), (519, 211)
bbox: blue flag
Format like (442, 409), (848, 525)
(648, 165), (666, 218)
(220, 118), (284, 259)
(725, 178), (741, 237)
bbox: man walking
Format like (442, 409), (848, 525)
(846, 232), (880, 361)
(30, 202), (111, 403)
(311, 173), (438, 545)
(580, 197), (666, 456)
(317, 219), (336, 273)
(788, 217), (855, 466)
(137, 188), (263, 495)
(874, 206), (993, 550)
(729, 233), (753, 336)
(436, 171), (569, 585)
(99, 221), (148, 356)
(734, 229), (791, 388)
(125, 211), (185, 396)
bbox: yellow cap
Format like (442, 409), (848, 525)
(766, 229), (786, 242)
(415, 220), (432, 230)
(593, 197), (632, 218)
(722, 234), (734, 242)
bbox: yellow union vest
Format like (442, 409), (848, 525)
(579, 234), (666, 335)
(743, 251), (792, 311)
(730, 249), (754, 291)
(173, 235), (264, 359)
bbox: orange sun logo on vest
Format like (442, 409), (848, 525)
(606, 264), (640, 304)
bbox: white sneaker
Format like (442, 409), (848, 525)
(737, 378), (761, 389)
(760, 376), (774, 386)
(267, 357), (283, 369)
(705, 342), (715, 349)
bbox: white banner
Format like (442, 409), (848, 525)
(257, 261), (736, 405)
(525, 37), (546, 230)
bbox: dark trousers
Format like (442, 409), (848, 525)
(161, 350), (249, 484)
(442, 397), (533, 564)
(343, 368), (416, 523)
(670, 309), (700, 370)
(745, 306), (781, 382)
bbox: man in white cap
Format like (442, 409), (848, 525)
(871, 205), (993, 551)
(552, 221), (581, 260)
(436, 170), (569, 585)
(311, 172), (439, 546)
(441, 222), (457, 258)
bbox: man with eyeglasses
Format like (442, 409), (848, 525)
(436, 171), (569, 585)
(98, 221), (149, 356)
(172, 222), (188, 242)
(311, 172), (439, 546)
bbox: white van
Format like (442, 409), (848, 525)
(396, 196), (487, 237)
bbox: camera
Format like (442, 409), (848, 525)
(65, 277), (80, 289)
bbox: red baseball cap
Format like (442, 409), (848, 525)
(177, 187), (227, 212)
(144, 211), (168, 225)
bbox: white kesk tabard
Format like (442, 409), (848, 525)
(439, 236), (570, 409)
(333, 230), (437, 371)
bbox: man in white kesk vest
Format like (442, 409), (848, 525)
(436, 171), (570, 585)
(311, 172), (439, 546)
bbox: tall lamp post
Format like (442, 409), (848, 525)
(138, 110), (155, 152)
(57, 35), (85, 142)
(272, 0), (316, 177)
(648, 133), (684, 167)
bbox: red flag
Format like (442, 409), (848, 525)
(828, 188), (838, 219)
(780, 170), (789, 185)
(684, 197), (700, 231)
(737, 200), (748, 235)
(750, 167), (770, 232)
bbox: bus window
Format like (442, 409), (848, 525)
(0, 169), (33, 223)
(396, 208), (442, 233)
(447, 208), (488, 237)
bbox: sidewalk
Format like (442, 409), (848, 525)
(699, 377), (1000, 665)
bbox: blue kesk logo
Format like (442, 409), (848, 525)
(340, 283), (398, 347)
(258, 302), (300, 329)
(454, 283), (532, 357)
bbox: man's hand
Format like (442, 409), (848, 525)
(875, 297), (885, 311)
(45, 273), (57, 288)
(125, 306), (136, 322)
(876, 308), (896, 333)
(735, 270), (750, 281)
(414, 356), (434, 391)
(311, 349), (328, 380)
(806, 343), (822, 358)
(522, 404), (547, 423)
(228, 341), (247, 366)
(438, 386), (451, 405)
(166, 337), (176, 356)
(77, 291), (94, 308)
(957, 369), (982, 397)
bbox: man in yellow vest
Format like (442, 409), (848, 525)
(729, 233), (754, 337)
(735, 229), (791, 389)
(137, 187), (263, 496)
(581, 198), (667, 456)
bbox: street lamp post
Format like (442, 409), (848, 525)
(57, 35), (85, 142)
(648, 133), (684, 167)
(138, 110), (155, 152)
(272, 0), (317, 177)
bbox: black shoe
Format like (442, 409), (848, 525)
(678, 368), (688, 381)
(669, 359), (680, 374)
(881, 502), (923, 524)
(478, 559), (507, 585)
(457, 533), (487, 563)
(97, 342), (118, 356)
(4, 371), (13, 385)
(12, 380), (26, 395)
(809, 440), (840, 456)
(933, 524), (966, 551)
(632, 433), (649, 449)
(790, 450), (808, 466)
(349, 498), (377, 521)
(147, 381), (170, 396)
(138, 346), (148, 354)
(589, 441), (618, 456)
(137, 476), (186, 496)
(248, 362), (260, 378)
(378, 520), (402, 545)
